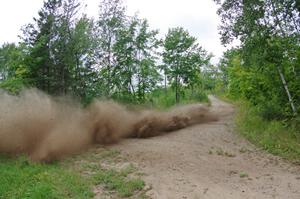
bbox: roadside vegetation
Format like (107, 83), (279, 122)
(146, 87), (209, 109)
(0, 0), (212, 106)
(235, 100), (300, 163)
(0, 0), (211, 197)
(0, 147), (148, 199)
(211, 0), (300, 163)
(0, 155), (93, 199)
(1, 0), (299, 198)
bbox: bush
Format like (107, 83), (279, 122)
(257, 100), (285, 121)
(235, 100), (300, 162)
(0, 78), (27, 94)
(146, 87), (209, 109)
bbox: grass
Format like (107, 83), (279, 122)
(93, 168), (145, 197)
(235, 100), (300, 163)
(0, 88), (209, 199)
(239, 147), (248, 153)
(67, 147), (147, 198)
(0, 155), (93, 199)
(239, 171), (248, 178)
(0, 148), (147, 199)
(79, 150), (146, 198)
(146, 87), (209, 109)
(213, 148), (235, 157)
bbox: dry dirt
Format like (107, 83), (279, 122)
(110, 96), (300, 199)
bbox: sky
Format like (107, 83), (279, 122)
(0, 0), (227, 63)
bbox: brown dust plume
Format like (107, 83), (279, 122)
(0, 89), (218, 162)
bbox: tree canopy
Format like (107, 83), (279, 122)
(0, 0), (211, 105)
(215, 0), (300, 118)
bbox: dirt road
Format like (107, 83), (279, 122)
(114, 96), (300, 199)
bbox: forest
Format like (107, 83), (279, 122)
(0, 0), (299, 156)
(214, 0), (300, 160)
(215, 0), (300, 119)
(0, 0), (213, 107)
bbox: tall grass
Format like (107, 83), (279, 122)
(146, 87), (209, 109)
(235, 101), (300, 162)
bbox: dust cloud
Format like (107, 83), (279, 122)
(0, 89), (218, 162)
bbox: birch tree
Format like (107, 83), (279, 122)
(214, 0), (300, 116)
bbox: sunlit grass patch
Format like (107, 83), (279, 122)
(0, 155), (93, 199)
(0, 147), (147, 199)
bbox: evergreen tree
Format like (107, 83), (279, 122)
(21, 0), (96, 99)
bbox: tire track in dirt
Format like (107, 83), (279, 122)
(110, 96), (300, 199)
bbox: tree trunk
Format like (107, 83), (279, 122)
(277, 66), (297, 115)
(164, 73), (167, 92)
(107, 35), (112, 96)
(271, 1), (297, 115)
(191, 84), (194, 100)
(175, 75), (179, 104)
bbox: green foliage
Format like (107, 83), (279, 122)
(93, 168), (145, 197)
(162, 27), (211, 103)
(214, 1), (300, 158)
(0, 78), (27, 94)
(0, 148), (147, 199)
(0, 155), (93, 199)
(0, 0), (213, 106)
(215, 0), (300, 117)
(19, 0), (98, 98)
(63, 148), (147, 198)
(235, 101), (300, 162)
(147, 87), (209, 109)
(94, 0), (162, 103)
(0, 43), (29, 93)
(146, 88), (176, 108)
(239, 172), (248, 178)
(0, 43), (27, 80)
(218, 48), (292, 120)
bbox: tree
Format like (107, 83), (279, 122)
(21, 0), (61, 92)
(214, 0), (300, 116)
(162, 27), (211, 103)
(0, 43), (28, 92)
(96, 1), (161, 102)
(131, 19), (161, 102)
(68, 16), (97, 101)
(96, 0), (126, 96)
(21, 0), (96, 99)
(51, 0), (81, 94)
(217, 48), (241, 89)
(0, 43), (25, 80)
